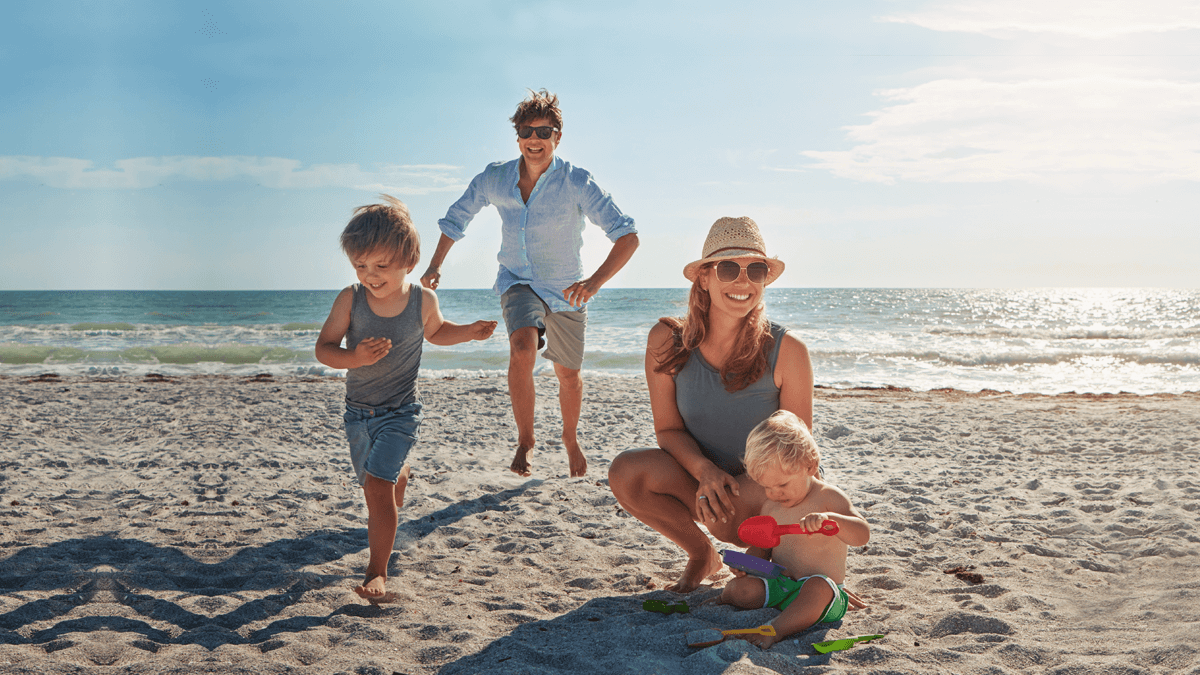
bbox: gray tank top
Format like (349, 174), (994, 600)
(674, 322), (787, 476)
(345, 283), (423, 410)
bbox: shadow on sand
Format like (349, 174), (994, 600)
(437, 591), (842, 675)
(0, 485), (533, 650)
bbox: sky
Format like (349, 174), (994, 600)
(2, 0), (1198, 291)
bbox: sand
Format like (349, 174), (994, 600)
(1, 373), (1198, 675)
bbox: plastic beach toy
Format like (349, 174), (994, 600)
(686, 625), (776, 648)
(738, 515), (839, 548)
(642, 599), (689, 615)
(812, 634), (884, 654)
(722, 549), (786, 579)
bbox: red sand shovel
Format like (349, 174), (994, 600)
(738, 515), (839, 548)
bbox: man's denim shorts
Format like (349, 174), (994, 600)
(500, 284), (587, 370)
(343, 400), (423, 485)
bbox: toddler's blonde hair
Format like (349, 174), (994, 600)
(744, 410), (820, 479)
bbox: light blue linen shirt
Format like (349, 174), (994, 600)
(438, 156), (637, 313)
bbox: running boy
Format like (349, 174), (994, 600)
(717, 410), (870, 647)
(316, 195), (496, 602)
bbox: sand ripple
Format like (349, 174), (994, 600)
(1, 375), (1198, 674)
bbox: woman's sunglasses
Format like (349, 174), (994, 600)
(713, 260), (770, 283)
(517, 125), (558, 139)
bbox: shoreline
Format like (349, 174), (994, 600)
(4, 371), (1198, 399)
(1, 375), (1198, 674)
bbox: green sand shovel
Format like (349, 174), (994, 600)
(812, 634), (884, 654)
(642, 599), (690, 615)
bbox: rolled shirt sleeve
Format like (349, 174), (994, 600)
(437, 163), (500, 242)
(571, 166), (637, 243)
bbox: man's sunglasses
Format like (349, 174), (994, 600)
(713, 260), (770, 284)
(517, 125), (559, 139)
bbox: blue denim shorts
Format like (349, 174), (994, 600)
(343, 400), (423, 485)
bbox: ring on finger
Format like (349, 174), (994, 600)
(698, 495), (708, 501)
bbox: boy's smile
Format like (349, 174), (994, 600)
(354, 249), (412, 300)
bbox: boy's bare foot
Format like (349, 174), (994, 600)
(365, 591), (399, 605)
(564, 437), (587, 477)
(665, 546), (723, 593)
(353, 573), (397, 603)
(510, 445), (533, 477)
(394, 464), (411, 508)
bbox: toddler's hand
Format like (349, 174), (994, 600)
(354, 337), (391, 366)
(799, 512), (835, 535)
(471, 320), (498, 341)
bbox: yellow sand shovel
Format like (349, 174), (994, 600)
(686, 624), (776, 648)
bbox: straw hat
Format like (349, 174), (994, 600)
(682, 216), (785, 285)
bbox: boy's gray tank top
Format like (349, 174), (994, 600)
(674, 322), (787, 476)
(345, 283), (423, 410)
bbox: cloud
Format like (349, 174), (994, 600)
(801, 75), (1200, 186)
(882, 0), (1200, 39)
(705, 203), (951, 227)
(0, 156), (466, 194)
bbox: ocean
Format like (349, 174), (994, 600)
(1, 288), (1198, 395)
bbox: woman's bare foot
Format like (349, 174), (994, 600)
(394, 464), (411, 508)
(564, 438), (587, 477)
(353, 573), (397, 603)
(510, 445), (533, 477)
(665, 545), (723, 593)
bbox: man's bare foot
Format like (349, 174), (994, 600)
(394, 464), (411, 508)
(510, 445), (533, 477)
(665, 546), (723, 593)
(353, 573), (397, 603)
(563, 437), (587, 477)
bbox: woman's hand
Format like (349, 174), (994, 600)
(694, 465), (741, 526)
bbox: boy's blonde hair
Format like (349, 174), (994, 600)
(744, 410), (820, 479)
(340, 194), (420, 268)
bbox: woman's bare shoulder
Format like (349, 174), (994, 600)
(776, 329), (810, 359)
(647, 319), (678, 348)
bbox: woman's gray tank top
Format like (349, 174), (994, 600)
(674, 322), (787, 476)
(345, 283), (423, 410)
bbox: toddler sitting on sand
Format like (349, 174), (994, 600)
(717, 410), (871, 647)
(315, 195), (496, 602)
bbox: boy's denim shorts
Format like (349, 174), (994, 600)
(343, 400), (423, 485)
